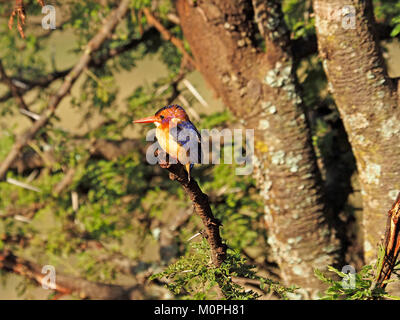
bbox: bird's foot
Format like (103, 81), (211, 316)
(155, 150), (171, 168)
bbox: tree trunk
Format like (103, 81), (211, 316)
(313, 0), (400, 263)
(176, 0), (342, 297)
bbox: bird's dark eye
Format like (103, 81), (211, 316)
(160, 115), (165, 120)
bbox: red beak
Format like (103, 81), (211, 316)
(133, 116), (158, 123)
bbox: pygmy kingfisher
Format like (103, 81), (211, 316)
(134, 104), (202, 181)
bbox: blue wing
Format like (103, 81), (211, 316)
(170, 121), (202, 164)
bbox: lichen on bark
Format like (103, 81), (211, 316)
(313, 0), (400, 262)
(177, 0), (343, 297)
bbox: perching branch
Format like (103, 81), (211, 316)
(158, 158), (229, 299)
(158, 158), (227, 267)
(0, 0), (131, 181)
(375, 192), (400, 289)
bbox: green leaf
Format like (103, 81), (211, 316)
(390, 24), (400, 37)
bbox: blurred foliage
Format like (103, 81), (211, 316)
(373, 0), (400, 36)
(0, 0), (399, 300)
(283, 0), (314, 40)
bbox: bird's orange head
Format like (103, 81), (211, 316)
(133, 104), (189, 127)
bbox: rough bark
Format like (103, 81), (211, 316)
(313, 0), (400, 262)
(176, 0), (342, 297)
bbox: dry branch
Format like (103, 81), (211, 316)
(0, 250), (144, 299)
(0, 0), (131, 181)
(8, 0), (45, 39)
(8, 0), (26, 38)
(376, 192), (400, 288)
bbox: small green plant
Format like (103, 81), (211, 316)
(151, 239), (297, 300)
(315, 246), (400, 300)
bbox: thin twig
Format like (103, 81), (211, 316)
(19, 108), (40, 120)
(187, 232), (202, 242)
(8, 0), (26, 38)
(177, 94), (200, 121)
(71, 191), (79, 212)
(167, 13), (180, 25)
(8, 0), (45, 39)
(182, 78), (208, 108)
(6, 177), (41, 192)
(14, 215), (31, 223)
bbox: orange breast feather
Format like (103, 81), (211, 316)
(156, 124), (189, 164)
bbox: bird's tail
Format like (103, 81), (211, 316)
(185, 163), (192, 181)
